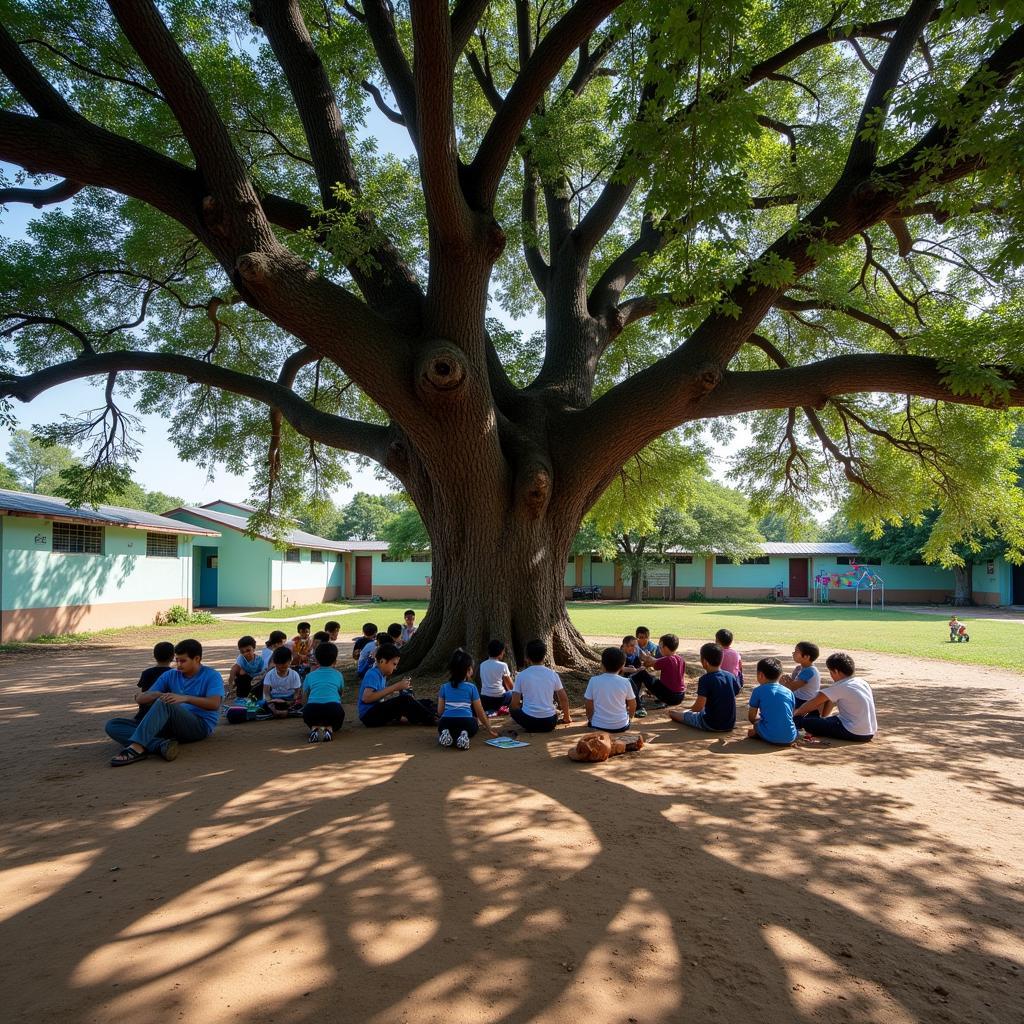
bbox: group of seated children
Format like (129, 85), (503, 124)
(586, 632), (876, 746)
(353, 610), (418, 676)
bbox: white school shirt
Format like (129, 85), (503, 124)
(512, 665), (563, 718)
(478, 659), (511, 697)
(584, 672), (635, 731)
(823, 676), (877, 736)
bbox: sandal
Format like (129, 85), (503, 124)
(110, 746), (148, 767)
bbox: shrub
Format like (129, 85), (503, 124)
(686, 590), (707, 602)
(156, 605), (217, 626)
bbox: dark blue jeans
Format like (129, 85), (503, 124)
(800, 716), (873, 742)
(106, 701), (210, 752)
(509, 707), (558, 732)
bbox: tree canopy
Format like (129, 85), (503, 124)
(0, 1), (1023, 666)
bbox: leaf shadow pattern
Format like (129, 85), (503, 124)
(0, 642), (1022, 1024)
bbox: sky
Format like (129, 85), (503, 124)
(0, 76), (750, 510)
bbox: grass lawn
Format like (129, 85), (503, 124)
(5, 599), (1020, 671)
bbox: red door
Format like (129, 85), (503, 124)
(355, 556), (372, 597)
(789, 558), (809, 598)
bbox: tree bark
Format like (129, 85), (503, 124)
(952, 563), (974, 607)
(397, 499), (597, 673)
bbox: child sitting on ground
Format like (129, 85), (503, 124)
(747, 657), (798, 746)
(670, 642), (741, 733)
(133, 641), (175, 722)
(635, 626), (658, 657)
(509, 639), (572, 732)
(949, 616), (970, 642)
(780, 641), (821, 712)
(714, 629), (744, 688)
(358, 643), (436, 727)
(401, 609), (417, 643)
(262, 646), (303, 719)
(302, 642), (345, 742)
(794, 652), (877, 742)
(291, 622), (314, 676)
(632, 633), (688, 708)
(477, 639), (515, 713)
(619, 635), (648, 717)
(228, 635), (264, 700)
(352, 622), (377, 662)
(436, 648), (498, 749)
(260, 630), (290, 673)
(325, 621), (341, 644)
(584, 647), (637, 733)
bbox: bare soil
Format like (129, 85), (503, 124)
(1, 638), (1022, 1024)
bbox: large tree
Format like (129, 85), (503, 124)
(1, 2), (1023, 669)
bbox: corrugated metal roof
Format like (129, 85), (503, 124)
(343, 540), (390, 551)
(664, 541), (859, 556)
(165, 505), (352, 552)
(0, 487), (220, 536)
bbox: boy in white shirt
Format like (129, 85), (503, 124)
(794, 651), (876, 742)
(262, 646), (303, 719)
(509, 639), (572, 732)
(584, 648), (637, 732)
(478, 638), (515, 713)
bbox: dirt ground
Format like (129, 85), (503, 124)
(1, 638), (1022, 1024)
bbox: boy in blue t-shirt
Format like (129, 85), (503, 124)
(302, 642), (345, 742)
(106, 639), (224, 765)
(780, 641), (821, 713)
(670, 642), (740, 732)
(747, 657), (798, 746)
(358, 643), (436, 727)
(228, 635), (264, 700)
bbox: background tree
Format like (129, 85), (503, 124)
(1, 3), (1023, 668)
(5, 427), (78, 492)
(336, 491), (406, 540)
(381, 500), (432, 559)
(757, 509), (821, 543)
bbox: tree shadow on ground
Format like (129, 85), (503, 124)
(0, 643), (1021, 1024)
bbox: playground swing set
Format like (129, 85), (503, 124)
(812, 563), (886, 610)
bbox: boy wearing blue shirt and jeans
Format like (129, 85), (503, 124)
(670, 642), (740, 732)
(303, 642), (345, 742)
(747, 657), (798, 746)
(106, 638), (224, 765)
(358, 643), (436, 727)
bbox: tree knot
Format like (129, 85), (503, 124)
(236, 252), (272, 285)
(697, 365), (722, 392)
(418, 345), (467, 393)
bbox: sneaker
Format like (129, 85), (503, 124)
(254, 708), (274, 721)
(438, 728), (453, 747)
(308, 728), (321, 743)
(634, 707), (648, 718)
(498, 705), (510, 715)
(322, 729), (333, 742)
(159, 739), (179, 761)
(486, 710), (498, 718)
(456, 730), (471, 750)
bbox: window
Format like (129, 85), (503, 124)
(52, 522), (103, 554)
(336, 552), (343, 563)
(381, 553), (400, 563)
(836, 555), (881, 566)
(674, 555), (693, 564)
(591, 555), (603, 564)
(285, 548), (300, 562)
(411, 553), (431, 562)
(146, 532), (178, 558)
(716, 555), (769, 565)
(311, 550), (323, 563)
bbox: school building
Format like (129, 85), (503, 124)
(162, 500), (385, 609)
(0, 488), (219, 641)
(315, 539), (1021, 606)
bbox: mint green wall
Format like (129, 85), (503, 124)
(270, 547), (344, 600)
(674, 559), (706, 588)
(973, 558), (1011, 602)
(580, 558), (615, 587)
(713, 558), (784, 589)
(811, 559), (950, 591)
(1, 516), (193, 610)
(565, 559), (575, 587)
(166, 510), (274, 607)
(373, 553), (432, 586)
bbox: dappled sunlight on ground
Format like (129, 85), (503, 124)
(1, 640), (1023, 1023)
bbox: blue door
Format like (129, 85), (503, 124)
(199, 548), (219, 607)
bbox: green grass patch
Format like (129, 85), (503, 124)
(566, 602), (1024, 672)
(251, 602), (368, 620)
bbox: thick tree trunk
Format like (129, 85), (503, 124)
(396, 503), (598, 674)
(952, 563), (974, 606)
(628, 569), (643, 603)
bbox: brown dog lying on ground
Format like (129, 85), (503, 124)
(568, 732), (647, 762)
